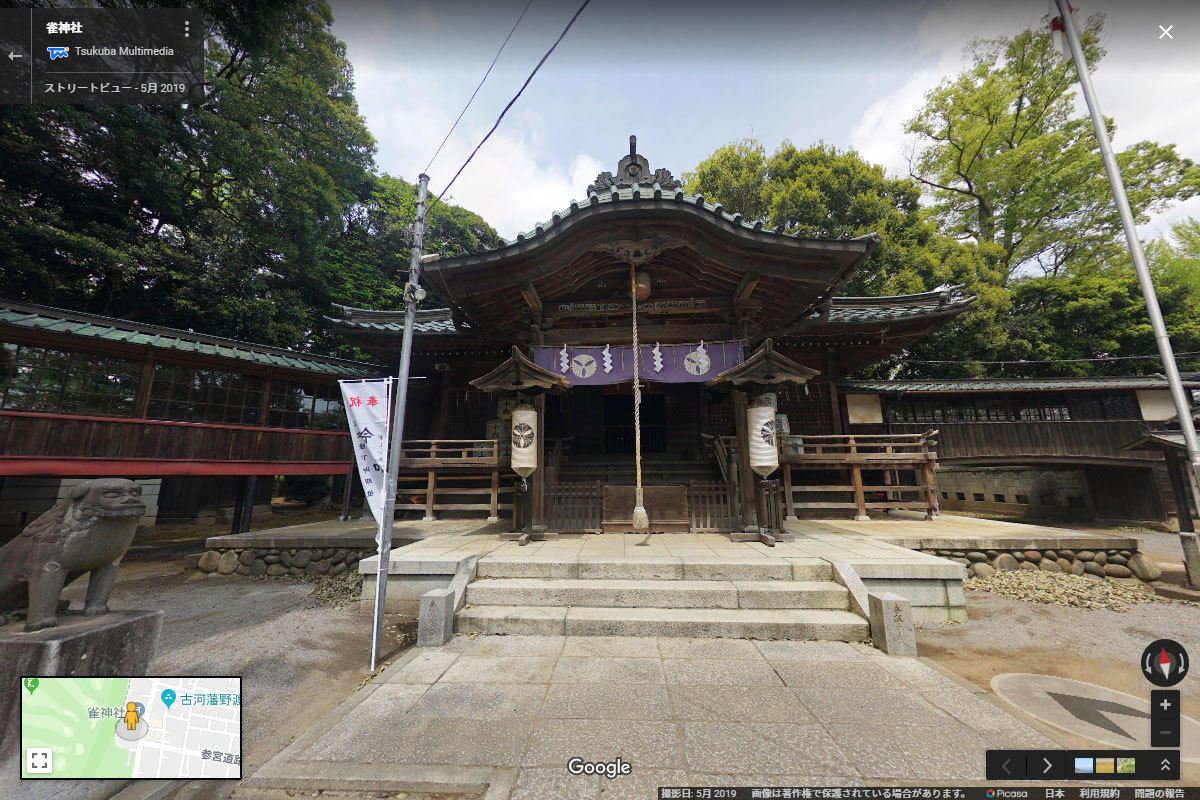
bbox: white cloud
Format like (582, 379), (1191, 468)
(348, 55), (603, 240)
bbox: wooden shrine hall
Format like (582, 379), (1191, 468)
(329, 137), (973, 539)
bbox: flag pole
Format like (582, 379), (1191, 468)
(1055, 0), (1200, 584)
(370, 173), (431, 670)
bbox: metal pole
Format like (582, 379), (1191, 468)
(1057, 0), (1200, 583)
(369, 173), (430, 671)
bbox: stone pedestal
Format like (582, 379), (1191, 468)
(1, 610), (162, 761)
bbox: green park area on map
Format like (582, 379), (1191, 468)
(21, 677), (135, 779)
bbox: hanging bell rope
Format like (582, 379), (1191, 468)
(630, 264), (649, 534)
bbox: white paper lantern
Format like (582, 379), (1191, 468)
(510, 404), (538, 477)
(747, 405), (779, 477)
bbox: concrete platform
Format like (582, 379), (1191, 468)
(804, 512), (1141, 551)
(204, 518), (506, 550)
(246, 634), (1065, 796)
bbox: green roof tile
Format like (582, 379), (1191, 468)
(0, 302), (382, 378)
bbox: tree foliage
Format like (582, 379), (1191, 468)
(906, 16), (1199, 282)
(684, 139), (1006, 377)
(0, 0), (499, 355)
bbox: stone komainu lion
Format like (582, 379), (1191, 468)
(0, 478), (146, 632)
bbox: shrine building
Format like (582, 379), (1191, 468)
(329, 138), (975, 538)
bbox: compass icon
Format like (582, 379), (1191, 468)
(1141, 638), (1188, 687)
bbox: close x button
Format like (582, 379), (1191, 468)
(986, 750), (1027, 780)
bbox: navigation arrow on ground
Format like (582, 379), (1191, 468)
(8, 52), (23, 61)
(1047, 692), (1148, 740)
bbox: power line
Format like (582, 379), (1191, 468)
(427, 0), (591, 213)
(422, 0), (535, 175)
(900, 351), (1200, 365)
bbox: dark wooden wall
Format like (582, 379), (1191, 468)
(0, 410), (351, 474)
(849, 420), (1148, 463)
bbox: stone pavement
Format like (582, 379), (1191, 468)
(249, 634), (1061, 798)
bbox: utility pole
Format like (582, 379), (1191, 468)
(370, 173), (431, 670)
(1055, 0), (1200, 586)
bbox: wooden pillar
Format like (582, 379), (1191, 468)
(488, 468), (500, 523)
(339, 462), (355, 522)
(134, 353), (154, 419)
(850, 465), (868, 521)
(258, 373), (273, 426)
(923, 463), (940, 520)
(732, 390), (758, 537)
(423, 468), (436, 522)
(239, 475), (257, 533)
(782, 464), (796, 520)
(531, 393), (554, 538)
(433, 372), (450, 439)
(229, 481), (245, 535)
(1166, 453), (1196, 533)
(825, 350), (843, 435)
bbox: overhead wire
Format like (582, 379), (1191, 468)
(422, 0), (535, 175)
(427, 0), (591, 214)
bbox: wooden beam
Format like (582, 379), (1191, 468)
(541, 323), (732, 346)
(424, 469), (437, 522)
(851, 465), (867, 520)
(520, 281), (542, 319)
(825, 350), (843, 435)
(733, 390), (758, 530)
(134, 353), (154, 419)
(734, 271), (759, 307)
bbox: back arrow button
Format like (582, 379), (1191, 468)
(8, 52), (23, 61)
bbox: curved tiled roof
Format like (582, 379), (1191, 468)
(494, 184), (881, 252)
(326, 304), (456, 334)
(0, 302), (382, 377)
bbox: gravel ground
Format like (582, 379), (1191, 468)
(965, 570), (1199, 611)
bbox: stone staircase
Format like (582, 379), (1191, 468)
(455, 557), (868, 641)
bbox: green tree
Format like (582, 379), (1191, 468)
(319, 174), (504, 354)
(0, 1), (377, 348)
(906, 17), (1199, 282)
(993, 268), (1200, 377)
(685, 139), (1006, 377)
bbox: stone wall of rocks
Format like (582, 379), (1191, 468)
(196, 547), (367, 577)
(923, 547), (1162, 583)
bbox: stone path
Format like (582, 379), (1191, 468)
(249, 635), (1060, 798)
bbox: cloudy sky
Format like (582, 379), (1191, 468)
(331, 0), (1199, 241)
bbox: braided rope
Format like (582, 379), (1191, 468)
(630, 266), (643, 495)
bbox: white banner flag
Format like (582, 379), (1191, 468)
(340, 378), (393, 543)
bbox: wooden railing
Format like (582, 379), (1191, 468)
(779, 431), (939, 520)
(780, 431), (939, 465)
(395, 439), (500, 469)
(688, 480), (738, 532)
(546, 481), (602, 532)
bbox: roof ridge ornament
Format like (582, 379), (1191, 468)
(587, 134), (682, 195)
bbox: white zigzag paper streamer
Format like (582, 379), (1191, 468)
(602, 344), (613, 373)
(697, 340), (707, 359)
(652, 343), (663, 372)
(559, 345), (569, 373)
